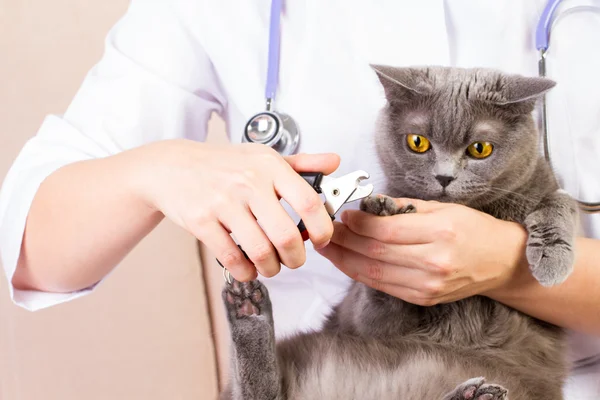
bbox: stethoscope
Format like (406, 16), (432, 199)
(243, 0), (300, 156)
(537, 0), (600, 213)
(244, 0), (600, 212)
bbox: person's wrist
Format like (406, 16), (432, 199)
(118, 139), (184, 216)
(482, 219), (530, 300)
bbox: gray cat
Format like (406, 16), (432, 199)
(220, 66), (578, 400)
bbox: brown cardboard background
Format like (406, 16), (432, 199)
(0, 1), (222, 398)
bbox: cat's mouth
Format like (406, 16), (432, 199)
(427, 189), (452, 203)
(438, 189), (449, 199)
(438, 191), (458, 203)
(433, 187), (471, 204)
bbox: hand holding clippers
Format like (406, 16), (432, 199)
(217, 170), (374, 283)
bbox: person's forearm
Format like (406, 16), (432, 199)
(487, 228), (600, 336)
(12, 148), (164, 293)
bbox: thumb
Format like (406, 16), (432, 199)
(284, 153), (341, 175)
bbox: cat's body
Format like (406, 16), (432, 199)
(220, 66), (578, 400)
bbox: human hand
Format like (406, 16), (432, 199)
(134, 139), (340, 281)
(316, 196), (528, 305)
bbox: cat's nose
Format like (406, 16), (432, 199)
(435, 175), (455, 188)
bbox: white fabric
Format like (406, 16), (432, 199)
(1, 0), (599, 397)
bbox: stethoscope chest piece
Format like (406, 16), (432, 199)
(244, 110), (300, 156)
(242, 0), (301, 157)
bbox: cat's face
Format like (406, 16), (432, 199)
(372, 66), (555, 206)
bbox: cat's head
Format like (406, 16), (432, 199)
(371, 65), (555, 206)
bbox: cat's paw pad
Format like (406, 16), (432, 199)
(448, 377), (485, 400)
(222, 279), (269, 319)
(473, 383), (508, 400)
(525, 223), (574, 287)
(359, 194), (415, 216)
(445, 378), (507, 400)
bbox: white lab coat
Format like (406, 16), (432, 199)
(1, 0), (599, 397)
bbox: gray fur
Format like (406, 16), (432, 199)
(221, 280), (281, 400)
(220, 66), (577, 400)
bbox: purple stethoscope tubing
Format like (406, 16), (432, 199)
(265, 0), (283, 107)
(535, 0), (600, 213)
(536, 0), (563, 52)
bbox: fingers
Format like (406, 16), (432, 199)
(284, 153), (341, 175)
(317, 239), (429, 284)
(329, 221), (429, 267)
(273, 169), (334, 249)
(340, 210), (438, 245)
(193, 221), (257, 282)
(248, 189), (306, 270)
(316, 242), (450, 306)
(219, 206), (284, 278)
(276, 153), (341, 248)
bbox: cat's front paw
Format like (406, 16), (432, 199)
(443, 377), (508, 400)
(525, 217), (575, 287)
(222, 279), (272, 323)
(359, 194), (416, 216)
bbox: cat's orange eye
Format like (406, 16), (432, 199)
(406, 134), (431, 153)
(467, 142), (494, 159)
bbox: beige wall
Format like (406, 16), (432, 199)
(0, 2), (224, 399)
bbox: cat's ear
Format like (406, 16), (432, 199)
(492, 75), (556, 108)
(370, 64), (432, 102)
(494, 75), (556, 113)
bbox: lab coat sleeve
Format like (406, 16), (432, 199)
(0, 0), (227, 311)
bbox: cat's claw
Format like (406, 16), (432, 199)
(443, 377), (508, 400)
(360, 194), (416, 216)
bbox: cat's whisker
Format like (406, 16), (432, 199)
(485, 186), (539, 205)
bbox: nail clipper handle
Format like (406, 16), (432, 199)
(299, 172), (324, 193)
(297, 172), (327, 241)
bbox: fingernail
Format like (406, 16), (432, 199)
(314, 240), (330, 250)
